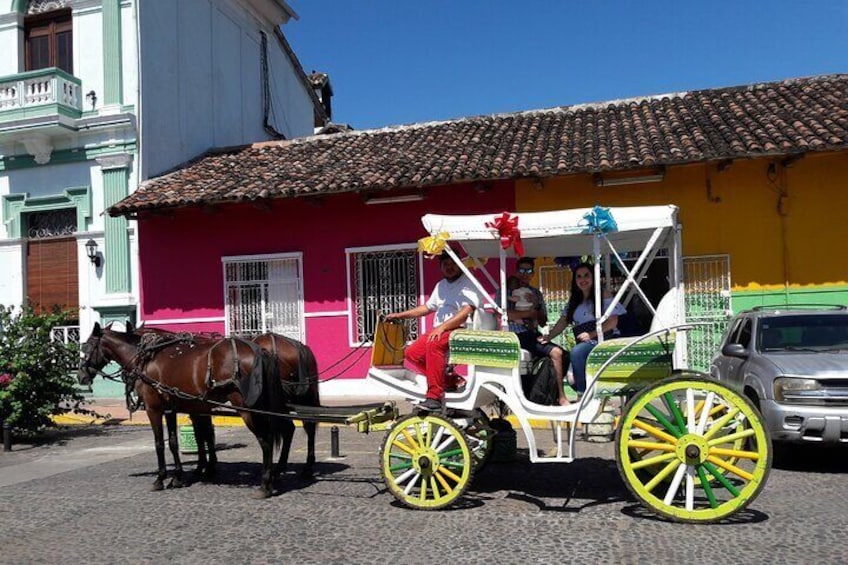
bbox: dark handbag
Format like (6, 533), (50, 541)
(572, 320), (613, 340)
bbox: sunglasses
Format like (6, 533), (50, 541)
(517, 267), (534, 274)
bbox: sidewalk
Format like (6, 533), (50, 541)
(54, 396), (417, 427)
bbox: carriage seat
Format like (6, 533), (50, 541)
(584, 288), (682, 397)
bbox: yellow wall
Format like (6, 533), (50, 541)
(516, 152), (848, 292)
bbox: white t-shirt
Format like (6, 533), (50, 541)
(562, 297), (626, 324)
(426, 275), (483, 326)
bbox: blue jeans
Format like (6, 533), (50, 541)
(570, 340), (598, 392)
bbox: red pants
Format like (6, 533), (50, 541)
(404, 330), (456, 400)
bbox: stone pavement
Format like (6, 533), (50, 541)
(1, 424), (848, 564)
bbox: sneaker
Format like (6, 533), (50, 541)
(418, 398), (443, 411)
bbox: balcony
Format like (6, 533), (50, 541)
(0, 67), (82, 122)
(0, 68), (84, 163)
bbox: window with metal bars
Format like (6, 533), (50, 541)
(223, 255), (303, 341)
(349, 247), (420, 344)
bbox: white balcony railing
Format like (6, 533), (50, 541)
(0, 68), (82, 114)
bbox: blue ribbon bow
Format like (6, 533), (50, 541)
(581, 206), (618, 234)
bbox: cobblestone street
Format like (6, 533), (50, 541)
(1, 424), (847, 564)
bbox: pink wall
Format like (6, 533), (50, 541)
(137, 181), (515, 378)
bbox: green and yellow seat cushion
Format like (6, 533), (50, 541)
(449, 329), (521, 369)
(586, 331), (676, 397)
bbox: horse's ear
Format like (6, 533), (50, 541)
(126, 320), (135, 332)
(92, 322), (102, 336)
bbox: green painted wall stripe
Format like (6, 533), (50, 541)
(0, 103), (82, 123)
(0, 143), (137, 171)
(102, 0), (123, 105)
(732, 285), (848, 311)
(101, 164), (131, 293)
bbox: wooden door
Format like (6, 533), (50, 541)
(27, 237), (79, 314)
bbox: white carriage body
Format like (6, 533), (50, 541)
(368, 205), (685, 462)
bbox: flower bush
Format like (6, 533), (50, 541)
(0, 305), (92, 435)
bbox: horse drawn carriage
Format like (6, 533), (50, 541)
(79, 204), (770, 522)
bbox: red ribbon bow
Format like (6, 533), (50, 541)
(485, 212), (524, 257)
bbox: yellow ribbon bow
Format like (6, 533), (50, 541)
(417, 232), (450, 257)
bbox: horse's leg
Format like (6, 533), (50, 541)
(164, 411), (185, 489)
(192, 415), (217, 480)
(190, 415), (208, 478)
(301, 421), (317, 478)
(275, 418), (296, 478)
(148, 409), (167, 492)
(202, 416), (217, 479)
(244, 414), (276, 499)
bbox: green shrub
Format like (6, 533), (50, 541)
(0, 305), (92, 435)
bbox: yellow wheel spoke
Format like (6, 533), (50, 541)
(702, 407), (741, 441)
(391, 439), (416, 456)
(706, 455), (754, 481)
(419, 475), (428, 501)
(710, 446), (760, 461)
(438, 465), (462, 483)
(430, 476), (441, 499)
(434, 469), (452, 492)
(631, 451), (677, 470)
(632, 419), (678, 444)
(401, 429), (420, 451)
(645, 459), (682, 492)
(629, 439), (676, 452)
(707, 427), (754, 446)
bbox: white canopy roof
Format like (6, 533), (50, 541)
(421, 205), (679, 258)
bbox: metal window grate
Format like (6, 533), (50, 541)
(224, 257), (303, 340)
(352, 249), (419, 343)
(684, 255), (732, 371)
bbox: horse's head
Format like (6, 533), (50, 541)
(78, 322), (109, 385)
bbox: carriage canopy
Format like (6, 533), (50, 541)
(421, 205), (679, 258)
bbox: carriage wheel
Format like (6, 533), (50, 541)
(616, 376), (771, 523)
(627, 371), (745, 481)
(464, 414), (494, 472)
(380, 413), (474, 510)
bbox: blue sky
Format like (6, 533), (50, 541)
(285, 1), (848, 130)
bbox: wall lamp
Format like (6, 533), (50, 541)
(364, 193), (425, 205)
(85, 239), (101, 267)
(594, 170), (665, 187)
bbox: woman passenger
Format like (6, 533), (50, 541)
(542, 262), (626, 392)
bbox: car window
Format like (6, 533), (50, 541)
(759, 313), (848, 350)
(737, 319), (753, 348)
(725, 317), (745, 345)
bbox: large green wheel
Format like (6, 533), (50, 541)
(380, 413), (474, 510)
(616, 376), (771, 523)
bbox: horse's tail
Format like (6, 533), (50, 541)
(263, 347), (287, 459)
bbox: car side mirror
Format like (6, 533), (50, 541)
(722, 343), (748, 359)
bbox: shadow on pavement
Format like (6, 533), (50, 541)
(468, 453), (630, 513)
(772, 443), (848, 473)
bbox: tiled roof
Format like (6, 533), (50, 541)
(111, 74), (848, 216)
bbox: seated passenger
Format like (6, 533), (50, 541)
(542, 262), (625, 393)
(497, 257), (570, 406)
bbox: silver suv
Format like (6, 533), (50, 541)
(710, 305), (848, 443)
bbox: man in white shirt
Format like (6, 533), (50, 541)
(385, 251), (482, 410)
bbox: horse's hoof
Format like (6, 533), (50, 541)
(167, 476), (185, 489)
(251, 489), (272, 500)
(151, 480), (164, 492)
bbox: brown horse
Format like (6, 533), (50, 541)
(129, 328), (321, 480)
(78, 323), (286, 498)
